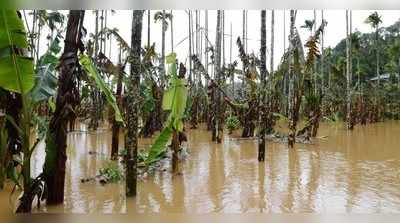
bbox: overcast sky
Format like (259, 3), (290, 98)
(31, 10), (400, 71)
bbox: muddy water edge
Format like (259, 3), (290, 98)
(1, 121), (400, 213)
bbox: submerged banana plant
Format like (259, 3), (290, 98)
(145, 53), (188, 165)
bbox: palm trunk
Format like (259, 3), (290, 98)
(161, 10), (166, 86)
(147, 10), (151, 47)
(94, 10), (99, 55)
(287, 10), (297, 148)
(125, 10), (143, 197)
(313, 10), (317, 94)
(258, 10), (267, 162)
(213, 11), (223, 143)
(188, 11), (192, 83)
(321, 10), (325, 94)
(230, 22), (234, 98)
(376, 27), (380, 85)
(346, 10), (353, 130)
(270, 10), (275, 78)
(43, 10), (85, 205)
(170, 10), (174, 52)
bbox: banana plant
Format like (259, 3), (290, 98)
(145, 53), (188, 165)
(0, 10), (63, 211)
(0, 9), (42, 206)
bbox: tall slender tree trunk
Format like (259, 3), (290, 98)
(313, 10), (318, 94)
(213, 11), (223, 143)
(230, 22), (234, 98)
(147, 10), (151, 47)
(188, 10), (192, 83)
(321, 10), (325, 94)
(283, 10), (289, 116)
(161, 10), (166, 86)
(287, 10), (297, 148)
(170, 10), (174, 52)
(270, 10), (275, 77)
(258, 10), (267, 162)
(376, 26), (380, 85)
(43, 10), (85, 205)
(346, 10), (354, 130)
(36, 19), (41, 63)
(241, 10), (246, 97)
(125, 10), (144, 197)
(222, 11), (225, 66)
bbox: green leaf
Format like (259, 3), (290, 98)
(0, 56), (35, 93)
(79, 54), (124, 124)
(145, 126), (173, 165)
(48, 96), (56, 112)
(0, 10), (28, 49)
(0, 10), (34, 94)
(29, 65), (58, 103)
(166, 52), (176, 64)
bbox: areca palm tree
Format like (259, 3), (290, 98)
(365, 11), (382, 84)
(154, 10), (172, 86)
(125, 10), (144, 197)
(346, 10), (353, 130)
(301, 19), (315, 34)
(258, 10), (267, 161)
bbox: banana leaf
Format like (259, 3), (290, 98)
(29, 64), (58, 103)
(145, 126), (173, 165)
(0, 10), (34, 94)
(79, 54), (124, 124)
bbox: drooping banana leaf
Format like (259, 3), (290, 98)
(79, 54), (124, 123)
(29, 64), (58, 103)
(145, 126), (173, 165)
(0, 10), (34, 94)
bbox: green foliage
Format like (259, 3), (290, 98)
(37, 34), (61, 68)
(145, 127), (173, 165)
(29, 64), (58, 103)
(99, 161), (123, 183)
(79, 54), (124, 124)
(225, 116), (240, 133)
(0, 10), (34, 94)
(140, 83), (156, 114)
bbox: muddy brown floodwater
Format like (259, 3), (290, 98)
(1, 121), (400, 214)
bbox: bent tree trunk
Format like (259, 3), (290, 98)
(43, 10), (85, 205)
(125, 10), (143, 197)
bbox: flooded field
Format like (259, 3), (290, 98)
(1, 121), (400, 214)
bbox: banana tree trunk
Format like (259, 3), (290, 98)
(43, 10), (85, 205)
